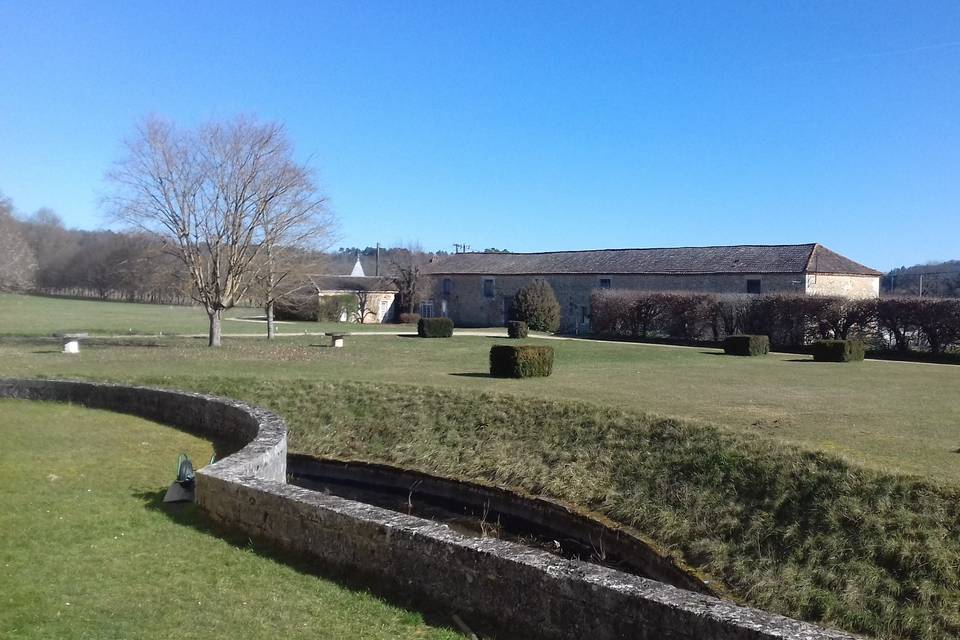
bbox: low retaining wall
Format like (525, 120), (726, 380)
(0, 378), (858, 640)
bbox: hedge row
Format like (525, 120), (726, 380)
(591, 291), (960, 353)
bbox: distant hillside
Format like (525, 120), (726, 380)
(883, 260), (960, 297)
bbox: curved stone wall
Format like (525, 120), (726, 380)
(0, 378), (857, 640)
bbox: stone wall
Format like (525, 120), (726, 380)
(427, 273), (807, 331)
(805, 274), (880, 298)
(0, 378), (859, 640)
(427, 272), (880, 331)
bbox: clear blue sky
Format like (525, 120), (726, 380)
(1, 1), (958, 270)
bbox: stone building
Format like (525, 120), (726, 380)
(421, 243), (881, 332)
(309, 258), (397, 324)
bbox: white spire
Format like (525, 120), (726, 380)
(350, 255), (366, 277)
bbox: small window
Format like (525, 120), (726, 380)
(482, 278), (495, 298)
(442, 278), (453, 295)
(746, 279), (762, 294)
(419, 300), (434, 318)
(599, 277), (612, 289)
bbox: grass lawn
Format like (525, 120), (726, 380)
(5, 295), (960, 638)
(0, 399), (459, 640)
(2, 330), (959, 484)
(0, 293), (412, 336)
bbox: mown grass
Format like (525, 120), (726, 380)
(3, 331), (959, 484)
(0, 293), (411, 336)
(137, 377), (960, 640)
(0, 399), (459, 640)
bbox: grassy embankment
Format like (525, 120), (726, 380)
(0, 399), (459, 640)
(4, 293), (960, 637)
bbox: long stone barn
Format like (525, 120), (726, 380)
(421, 243), (881, 332)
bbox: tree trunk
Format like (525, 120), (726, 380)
(266, 301), (275, 339)
(208, 308), (223, 347)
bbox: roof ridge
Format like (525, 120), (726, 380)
(453, 243), (818, 257)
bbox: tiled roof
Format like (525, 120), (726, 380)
(424, 244), (881, 276)
(309, 275), (397, 292)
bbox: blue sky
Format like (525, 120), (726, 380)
(1, 1), (958, 270)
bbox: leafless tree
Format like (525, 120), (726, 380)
(0, 194), (37, 292)
(255, 199), (334, 338)
(106, 115), (328, 346)
(389, 245), (429, 316)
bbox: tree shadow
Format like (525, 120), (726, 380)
(133, 488), (471, 638)
(785, 359), (817, 363)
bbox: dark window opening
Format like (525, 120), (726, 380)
(599, 278), (612, 289)
(442, 278), (453, 295)
(483, 278), (495, 298)
(746, 279), (762, 294)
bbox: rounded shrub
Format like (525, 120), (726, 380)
(512, 280), (561, 333)
(489, 344), (554, 378)
(723, 334), (769, 356)
(418, 317), (454, 338)
(399, 312), (421, 325)
(506, 320), (529, 339)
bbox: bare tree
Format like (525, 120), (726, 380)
(0, 194), (37, 292)
(106, 115), (327, 346)
(256, 197), (334, 338)
(389, 245), (428, 317)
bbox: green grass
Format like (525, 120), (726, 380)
(123, 379), (960, 639)
(5, 295), (960, 638)
(0, 399), (459, 640)
(0, 293), (412, 336)
(2, 331), (959, 484)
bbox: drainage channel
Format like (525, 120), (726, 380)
(288, 454), (716, 595)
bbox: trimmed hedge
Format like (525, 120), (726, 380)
(506, 320), (529, 339)
(812, 339), (865, 362)
(489, 345), (554, 378)
(399, 312), (421, 325)
(723, 334), (769, 356)
(274, 294), (319, 321)
(417, 317), (454, 338)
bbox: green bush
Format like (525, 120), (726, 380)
(489, 344), (554, 378)
(274, 294), (319, 321)
(512, 280), (561, 333)
(812, 339), (865, 362)
(506, 320), (528, 338)
(317, 294), (357, 322)
(723, 334), (769, 356)
(417, 317), (453, 338)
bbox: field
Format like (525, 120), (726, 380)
(0, 293), (412, 336)
(3, 293), (960, 639)
(0, 399), (458, 640)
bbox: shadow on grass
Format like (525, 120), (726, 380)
(133, 488), (469, 638)
(396, 334), (422, 339)
(449, 372), (491, 379)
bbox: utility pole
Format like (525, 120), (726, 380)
(919, 273), (923, 298)
(375, 243), (380, 277)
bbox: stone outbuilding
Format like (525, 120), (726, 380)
(308, 257), (397, 324)
(422, 243), (881, 332)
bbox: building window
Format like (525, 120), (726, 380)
(419, 300), (434, 318)
(482, 278), (495, 298)
(746, 279), (762, 294)
(599, 277), (612, 289)
(442, 278), (452, 295)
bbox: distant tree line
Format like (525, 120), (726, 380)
(883, 262), (960, 297)
(1, 193), (188, 303)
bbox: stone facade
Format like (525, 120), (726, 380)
(425, 272), (880, 332)
(422, 244), (882, 332)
